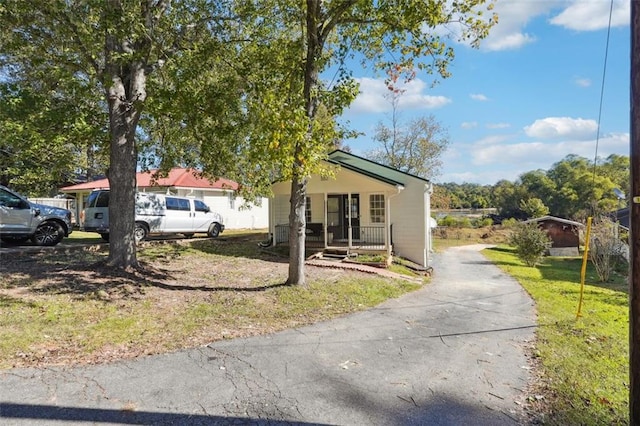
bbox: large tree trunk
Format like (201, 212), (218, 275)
(286, 0), (323, 285)
(105, 63), (146, 269)
(287, 172), (307, 285)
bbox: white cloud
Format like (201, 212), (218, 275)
(470, 133), (628, 167)
(550, 0), (630, 31)
(349, 77), (451, 113)
(470, 93), (489, 101)
(524, 117), (598, 140)
(461, 121), (478, 129)
(486, 123), (510, 129)
(573, 77), (592, 87)
(480, 1), (559, 51)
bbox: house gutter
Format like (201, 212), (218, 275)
(424, 182), (434, 268)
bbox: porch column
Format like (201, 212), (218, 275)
(347, 193), (352, 248)
(385, 192), (392, 257)
(323, 192), (328, 248)
(269, 195), (276, 247)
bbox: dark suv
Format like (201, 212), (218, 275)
(0, 185), (73, 246)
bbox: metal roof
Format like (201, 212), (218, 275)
(327, 150), (430, 187)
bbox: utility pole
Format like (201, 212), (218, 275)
(631, 1), (640, 423)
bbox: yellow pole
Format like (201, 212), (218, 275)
(576, 216), (592, 318)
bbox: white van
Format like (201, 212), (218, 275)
(82, 190), (224, 242)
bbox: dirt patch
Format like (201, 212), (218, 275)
(1, 234), (409, 368)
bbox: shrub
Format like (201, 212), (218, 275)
(589, 217), (627, 282)
(456, 217), (472, 228)
(501, 218), (518, 228)
(439, 215), (457, 227)
(508, 223), (552, 267)
(473, 217), (493, 228)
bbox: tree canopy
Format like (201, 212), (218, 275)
(435, 154), (630, 220)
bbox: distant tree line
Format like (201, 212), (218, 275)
(433, 154), (629, 221)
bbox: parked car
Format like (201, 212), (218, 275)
(0, 185), (73, 246)
(82, 190), (225, 242)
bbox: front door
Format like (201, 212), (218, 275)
(327, 195), (360, 240)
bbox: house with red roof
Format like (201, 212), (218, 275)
(59, 169), (268, 230)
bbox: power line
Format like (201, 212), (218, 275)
(591, 0), (615, 204)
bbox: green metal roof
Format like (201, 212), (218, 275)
(327, 149), (430, 187)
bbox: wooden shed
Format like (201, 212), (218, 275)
(523, 216), (584, 256)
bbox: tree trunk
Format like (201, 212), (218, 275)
(105, 63), (146, 269)
(287, 172), (307, 285)
(285, 0), (323, 285)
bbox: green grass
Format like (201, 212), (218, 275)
(0, 233), (421, 368)
(483, 246), (628, 425)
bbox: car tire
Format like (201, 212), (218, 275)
(99, 233), (110, 242)
(31, 221), (65, 246)
(207, 223), (221, 238)
(134, 223), (148, 243)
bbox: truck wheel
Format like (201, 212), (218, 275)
(31, 222), (65, 246)
(134, 223), (148, 243)
(207, 223), (221, 238)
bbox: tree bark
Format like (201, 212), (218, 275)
(285, 0), (325, 286)
(105, 62), (146, 269)
(287, 173), (307, 285)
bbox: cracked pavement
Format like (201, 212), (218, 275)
(0, 245), (537, 425)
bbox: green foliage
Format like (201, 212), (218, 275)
(473, 217), (493, 228)
(519, 197), (549, 218)
(438, 215), (457, 227)
(508, 223), (551, 267)
(437, 154), (629, 220)
(589, 217), (628, 283)
(483, 247), (628, 425)
(501, 218), (518, 228)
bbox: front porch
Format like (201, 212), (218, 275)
(273, 223), (390, 253)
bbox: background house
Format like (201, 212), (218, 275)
(59, 168), (268, 230)
(270, 150), (434, 267)
(524, 215), (584, 256)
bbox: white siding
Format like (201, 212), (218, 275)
(389, 181), (428, 266)
(270, 163), (431, 267)
(168, 188), (268, 230)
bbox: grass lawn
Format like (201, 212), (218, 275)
(483, 246), (628, 425)
(0, 231), (423, 369)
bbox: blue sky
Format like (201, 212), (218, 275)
(339, 0), (630, 185)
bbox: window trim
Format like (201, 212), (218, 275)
(369, 194), (385, 224)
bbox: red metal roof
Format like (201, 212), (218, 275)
(60, 168), (238, 192)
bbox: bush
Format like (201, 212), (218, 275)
(501, 218), (518, 228)
(439, 215), (457, 227)
(456, 217), (472, 228)
(473, 217), (493, 228)
(589, 217), (628, 282)
(509, 223), (551, 267)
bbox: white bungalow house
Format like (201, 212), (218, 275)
(59, 168), (269, 230)
(270, 150), (434, 267)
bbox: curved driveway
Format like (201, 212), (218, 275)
(0, 245), (537, 425)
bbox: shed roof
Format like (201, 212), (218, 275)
(60, 168), (238, 192)
(327, 150), (430, 187)
(523, 215), (584, 227)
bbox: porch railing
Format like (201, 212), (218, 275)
(350, 225), (386, 250)
(275, 223), (389, 251)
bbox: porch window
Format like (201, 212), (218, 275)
(228, 192), (236, 209)
(305, 196), (312, 223)
(370, 194), (385, 223)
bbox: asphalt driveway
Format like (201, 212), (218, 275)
(0, 244), (537, 425)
